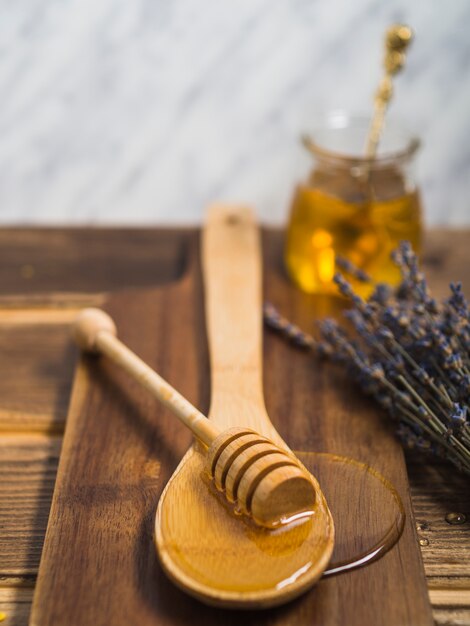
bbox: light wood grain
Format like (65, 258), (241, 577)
(0, 293), (104, 311)
(0, 324), (74, 433)
(0, 435), (61, 578)
(202, 206), (275, 438)
(407, 457), (470, 578)
(0, 227), (467, 624)
(0, 587), (34, 626)
(29, 274), (201, 626)
(429, 588), (470, 607)
(434, 608), (470, 626)
(0, 309), (83, 324)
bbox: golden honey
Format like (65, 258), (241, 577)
(156, 449), (404, 596)
(285, 183), (422, 296)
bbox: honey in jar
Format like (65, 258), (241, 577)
(285, 113), (422, 296)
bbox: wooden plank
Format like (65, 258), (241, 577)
(0, 227), (466, 297)
(0, 324), (74, 433)
(30, 228), (432, 625)
(31, 280), (198, 626)
(0, 228), (188, 296)
(0, 293), (104, 310)
(429, 587), (470, 607)
(0, 227), (199, 432)
(0, 587), (34, 626)
(407, 458), (470, 578)
(0, 435), (61, 578)
(420, 230), (470, 298)
(0, 309), (93, 324)
(433, 608), (470, 626)
(428, 577), (470, 590)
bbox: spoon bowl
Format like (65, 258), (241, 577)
(156, 444), (333, 608)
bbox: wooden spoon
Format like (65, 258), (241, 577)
(154, 205), (334, 608)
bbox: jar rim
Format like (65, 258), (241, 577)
(302, 110), (420, 167)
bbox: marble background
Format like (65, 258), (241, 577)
(2, 0), (470, 225)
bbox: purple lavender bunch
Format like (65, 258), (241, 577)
(264, 242), (470, 476)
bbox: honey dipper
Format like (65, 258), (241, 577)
(73, 307), (316, 529)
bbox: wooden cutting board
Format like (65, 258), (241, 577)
(30, 230), (433, 625)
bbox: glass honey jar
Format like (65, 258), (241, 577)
(285, 112), (422, 296)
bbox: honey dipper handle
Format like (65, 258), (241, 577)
(73, 308), (219, 447)
(202, 205), (278, 439)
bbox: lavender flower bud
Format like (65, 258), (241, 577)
(450, 404), (467, 431)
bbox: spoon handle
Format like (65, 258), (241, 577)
(202, 205), (280, 441)
(73, 308), (219, 446)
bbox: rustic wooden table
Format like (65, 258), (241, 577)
(0, 228), (468, 626)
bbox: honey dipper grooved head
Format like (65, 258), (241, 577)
(73, 308), (117, 353)
(206, 427), (316, 528)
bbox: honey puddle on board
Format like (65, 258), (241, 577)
(157, 449), (404, 594)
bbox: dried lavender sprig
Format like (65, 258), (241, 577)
(335, 256), (372, 283)
(263, 303), (316, 351)
(264, 242), (470, 476)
